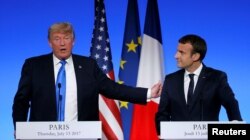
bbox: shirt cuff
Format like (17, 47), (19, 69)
(147, 89), (151, 102)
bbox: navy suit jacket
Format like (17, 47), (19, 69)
(155, 65), (242, 134)
(12, 53), (147, 128)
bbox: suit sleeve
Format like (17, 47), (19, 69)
(218, 72), (243, 121)
(12, 59), (32, 129)
(92, 59), (148, 104)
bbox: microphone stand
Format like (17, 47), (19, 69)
(58, 83), (62, 121)
(200, 93), (204, 121)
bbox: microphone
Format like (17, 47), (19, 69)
(58, 83), (61, 88)
(57, 83), (62, 120)
(200, 76), (206, 121)
(200, 92), (204, 121)
(58, 83), (62, 100)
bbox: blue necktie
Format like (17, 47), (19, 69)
(56, 60), (66, 121)
(187, 74), (194, 105)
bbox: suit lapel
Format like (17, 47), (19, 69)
(176, 70), (187, 107)
(189, 66), (208, 109)
(72, 55), (86, 115)
(41, 54), (57, 117)
(72, 56), (84, 88)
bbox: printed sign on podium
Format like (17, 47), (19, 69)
(16, 121), (101, 140)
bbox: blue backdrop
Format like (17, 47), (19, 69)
(1, 0), (249, 139)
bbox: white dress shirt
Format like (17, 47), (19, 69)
(184, 64), (203, 103)
(53, 55), (78, 121)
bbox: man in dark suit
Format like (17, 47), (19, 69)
(12, 22), (162, 130)
(155, 34), (242, 135)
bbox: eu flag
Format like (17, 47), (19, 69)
(118, 0), (141, 140)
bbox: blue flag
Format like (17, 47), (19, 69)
(118, 0), (141, 139)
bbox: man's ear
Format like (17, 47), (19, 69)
(48, 40), (52, 48)
(192, 53), (200, 61)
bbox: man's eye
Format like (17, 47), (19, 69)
(64, 36), (71, 40)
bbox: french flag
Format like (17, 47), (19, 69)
(130, 0), (165, 139)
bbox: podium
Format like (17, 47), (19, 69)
(160, 121), (245, 140)
(16, 121), (101, 140)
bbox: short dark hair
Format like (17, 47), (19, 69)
(179, 34), (207, 61)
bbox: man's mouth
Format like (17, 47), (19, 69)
(60, 48), (66, 51)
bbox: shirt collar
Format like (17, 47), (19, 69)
(185, 63), (203, 77)
(53, 54), (72, 66)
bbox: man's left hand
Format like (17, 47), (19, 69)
(150, 82), (162, 98)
